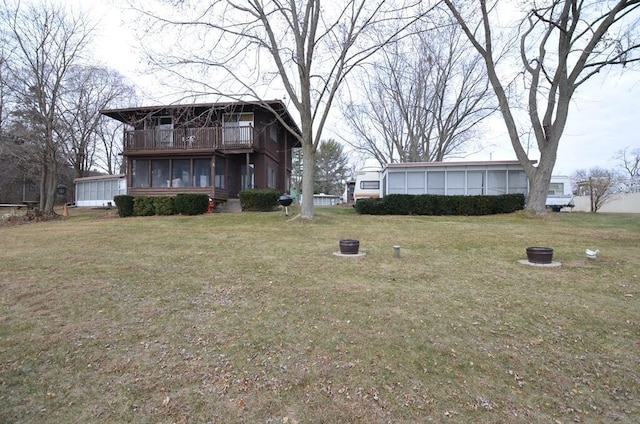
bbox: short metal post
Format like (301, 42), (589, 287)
(393, 245), (400, 258)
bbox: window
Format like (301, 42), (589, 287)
(447, 171), (465, 195)
(241, 163), (255, 190)
(467, 171), (484, 195)
(426, 171), (445, 194)
(361, 180), (380, 190)
(97, 180), (105, 200)
(132, 158), (212, 188)
(223, 113), (254, 144)
(548, 182), (564, 195)
(193, 159), (211, 187)
(132, 160), (150, 188)
(215, 156), (226, 188)
(508, 170), (528, 194)
(152, 159), (170, 187)
(154, 116), (173, 147)
(267, 165), (276, 188)
(407, 172), (425, 195)
(487, 171), (507, 195)
(172, 159), (191, 187)
(270, 124), (278, 142)
(388, 173), (405, 194)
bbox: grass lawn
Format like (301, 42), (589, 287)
(1, 206), (638, 423)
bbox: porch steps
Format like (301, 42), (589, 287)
(220, 199), (242, 213)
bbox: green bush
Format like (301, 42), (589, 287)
(356, 193), (525, 216)
(113, 195), (134, 217)
(239, 189), (281, 211)
(154, 196), (176, 216)
(354, 198), (387, 215)
(133, 196), (155, 216)
(175, 193), (209, 215)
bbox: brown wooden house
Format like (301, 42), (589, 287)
(101, 100), (301, 203)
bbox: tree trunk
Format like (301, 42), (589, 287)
(40, 143), (58, 215)
(43, 171), (57, 215)
(525, 167), (552, 214)
(300, 141), (315, 218)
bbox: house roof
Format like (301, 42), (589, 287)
(73, 174), (125, 183)
(100, 99), (301, 137)
(383, 160), (537, 171)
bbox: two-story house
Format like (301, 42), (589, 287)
(101, 100), (301, 204)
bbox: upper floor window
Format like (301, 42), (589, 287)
(145, 116), (174, 146)
(223, 113), (254, 144)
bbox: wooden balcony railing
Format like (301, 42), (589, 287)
(123, 126), (254, 152)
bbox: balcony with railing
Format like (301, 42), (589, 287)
(123, 126), (255, 153)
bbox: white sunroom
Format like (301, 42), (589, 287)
(74, 174), (127, 207)
(381, 160), (530, 197)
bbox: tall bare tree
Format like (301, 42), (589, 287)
(136, 0), (430, 218)
(57, 65), (134, 178)
(444, 0), (640, 214)
(573, 167), (620, 212)
(1, 0), (94, 214)
(614, 147), (640, 179)
(95, 119), (126, 175)
(343, 16), (494, 166)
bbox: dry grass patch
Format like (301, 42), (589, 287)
(1, 207), (638, 423)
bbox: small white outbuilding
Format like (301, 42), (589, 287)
(74, 174), (127, 207)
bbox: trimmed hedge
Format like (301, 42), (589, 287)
(114, 195), (134, 217)
(154, 196), (176, 216)
(175, 193), (209, 215)
(239, 189), (281, 211)
(133, 196), (155, 216)
(115, 194), (210, 217)
(355, 193), (525, 216)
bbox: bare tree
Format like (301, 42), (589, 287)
(0, 45), (10, 134)
(57, 65), (134, 178)
(95, 119), (126, 175)
(573, 167), (619, 212)
(1, 0), (94, 214)
(444, 0), (640, 214)
(135, 0), (430, 218)
(614, 146), (640, 179)
(343, 15), (494, 166)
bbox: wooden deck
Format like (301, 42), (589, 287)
(123, 126), (255, 153)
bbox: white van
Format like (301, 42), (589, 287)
(353, 166), (381, 202)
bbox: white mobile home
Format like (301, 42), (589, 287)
(380, 161), (529, 197)
(74, 174), (127, 207)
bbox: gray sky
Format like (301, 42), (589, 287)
(91, 0), (640, 177)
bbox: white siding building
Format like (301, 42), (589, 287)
(74, 174), (127, 207)
(381, 161), (529, 197)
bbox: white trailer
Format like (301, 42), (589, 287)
(546, 175), (574, 212)
(353, 166), (382, 201)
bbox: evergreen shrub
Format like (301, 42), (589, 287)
(239, 189), (281, 211)
(355, 193), (525, 216)
(133, 196), (155, 216)
(113, 195), (134, 217)
(175, 193), (209, 215)
(154, 196), (176, 216)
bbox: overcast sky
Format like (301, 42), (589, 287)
(88, 0), (640, 177)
